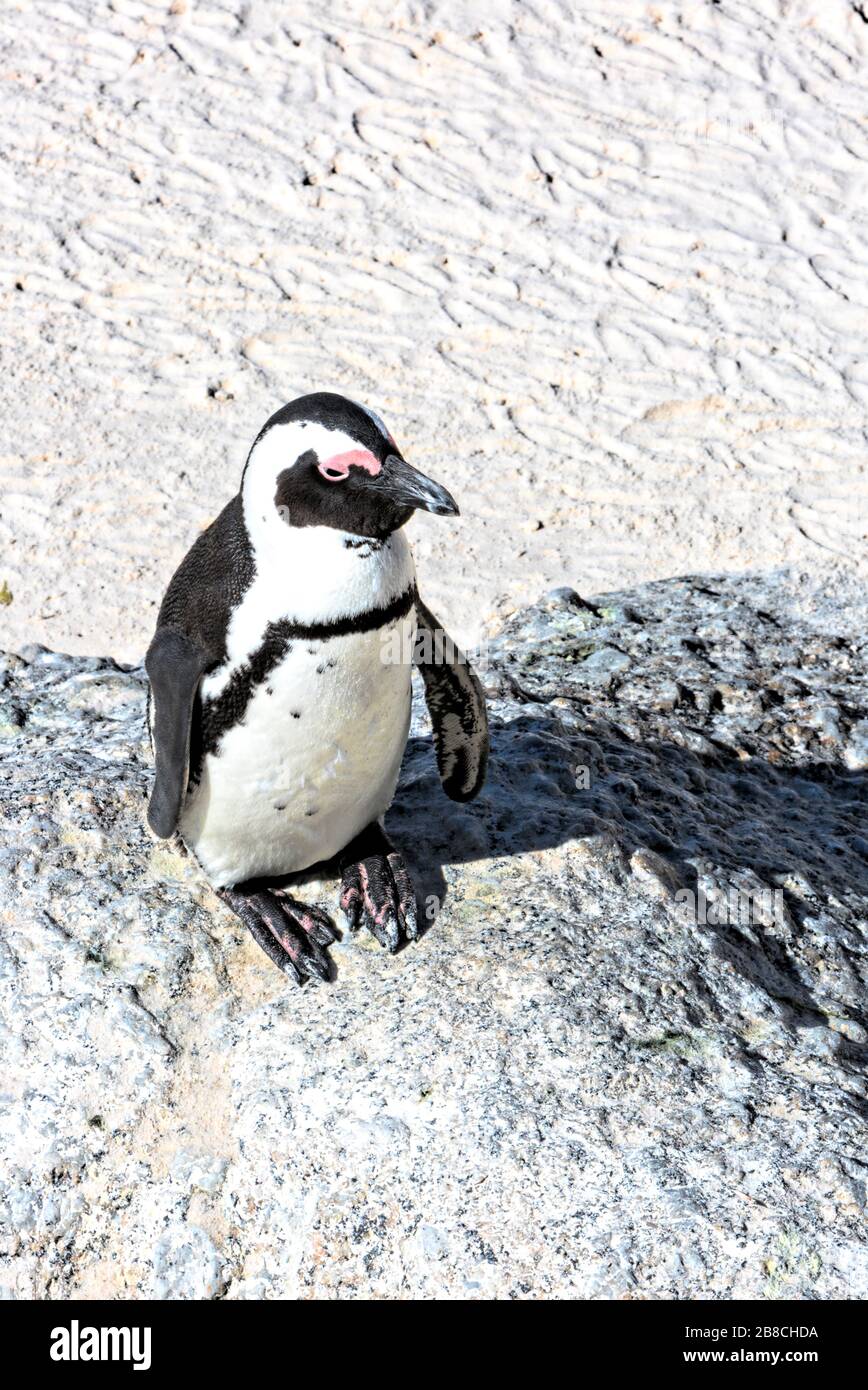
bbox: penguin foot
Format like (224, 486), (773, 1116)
(219, 885), (338, 984)
(340, 826), (419, 953)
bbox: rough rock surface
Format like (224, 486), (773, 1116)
(1, 570), (866, 1300)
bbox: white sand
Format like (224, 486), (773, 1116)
(1, 0), (866, 662)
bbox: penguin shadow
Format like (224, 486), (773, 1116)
(386, 713), (867, 1107)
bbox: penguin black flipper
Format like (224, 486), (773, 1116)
(145, 495), (255, 839)
(413, 598), (489, 802)
(145, 627), (210, 839)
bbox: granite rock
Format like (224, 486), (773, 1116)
(0, 570), (866, 1299)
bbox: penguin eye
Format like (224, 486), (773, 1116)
(318, 462), (348, 483)
(317, 448), (381, 482)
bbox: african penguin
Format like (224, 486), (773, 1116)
(145, 392), (489, 983)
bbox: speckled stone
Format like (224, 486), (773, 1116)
(1, 571), (866, 1299)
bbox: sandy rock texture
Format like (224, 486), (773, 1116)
(1, 571), (865, 1300)
(1, 0), (867, 663)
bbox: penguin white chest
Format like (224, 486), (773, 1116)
(179, 609), (416, 887)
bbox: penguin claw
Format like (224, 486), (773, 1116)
(219, 886), (337, 984)
(386, 852), (419, 942)
(340, 850), (419, 953)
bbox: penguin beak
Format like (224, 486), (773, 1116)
(375, 454), (460, 517)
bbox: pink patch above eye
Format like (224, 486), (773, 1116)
(317, 448), (381, 482)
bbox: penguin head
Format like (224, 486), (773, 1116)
(241, 392), (459, 542)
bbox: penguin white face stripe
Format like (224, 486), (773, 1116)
(243, 421), (361, 551)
